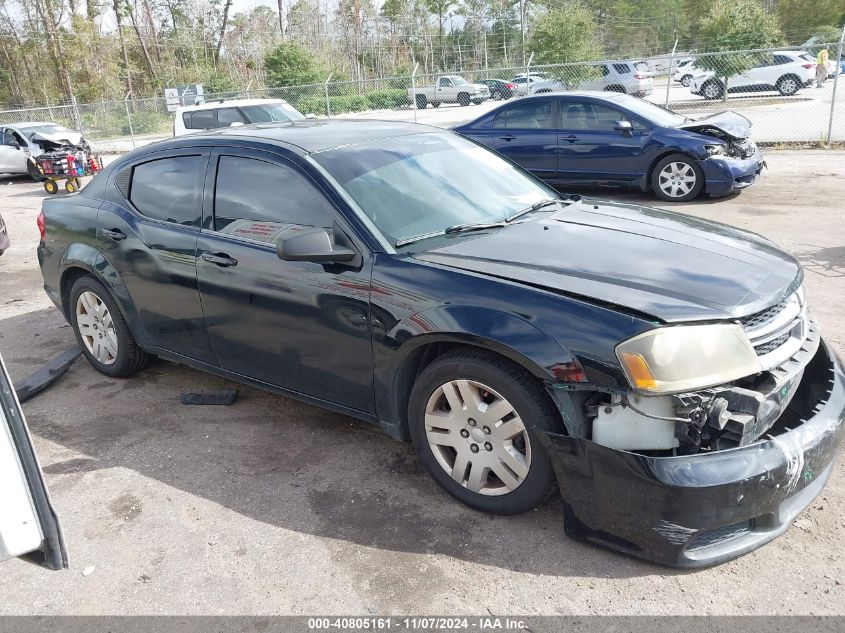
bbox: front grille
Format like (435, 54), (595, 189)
(754, 332), (790, 355)
(687, 520), (753, 552)
(740, 299), (787, 331)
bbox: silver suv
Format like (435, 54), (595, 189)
(578, 61), (654, 97)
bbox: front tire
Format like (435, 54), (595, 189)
(681, 74), (692, 87)
(27, 159), (44, 182)
(458, 92), (471, 106)
(701, 80), (724, 100)
(408, 350), (560, 515)
(651, 153), (704, 202)
(69, 275), (152, 377)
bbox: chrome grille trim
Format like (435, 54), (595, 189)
(739, 287), (810, 371)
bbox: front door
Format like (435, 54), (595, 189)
(196, 148), (375, 413)
(490, 98), (558, 180)
(0, 128), (27, 174)
(99, 150), (215, 363)
(556, 99), (648, 182)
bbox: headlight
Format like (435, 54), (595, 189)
(705, 144), (726, 157)
(616, 323), (761, 394)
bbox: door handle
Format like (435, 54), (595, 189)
(565, 135), (578, 143)
(201, 251), (238, 267)
(499, 135), (516, 142)
(101, 228), (126, 241)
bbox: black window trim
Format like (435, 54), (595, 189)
(558, 97), (651, 133)
(112, 148), (210, 231)
(202, 146), (366, 255)
(492, 97), (558, 131)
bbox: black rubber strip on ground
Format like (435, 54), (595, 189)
(15, 347), (83, 404)
(180, 389), (239, 405)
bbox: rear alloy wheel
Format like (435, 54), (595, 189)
(415, 94), (427, 109)
(776, 75), (800, 96)
(69, 276), (152, 377)
(701, 80), (723, 100)
(652, 154), (704, 202)
(408, 350), (559, 515)
(681, 74), (693, 87)
(492, 91), (503, 101)
(458, 92), (471, 106)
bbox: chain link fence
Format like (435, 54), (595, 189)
(1, 43), (843, 153)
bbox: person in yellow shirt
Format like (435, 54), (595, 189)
(816, 48), (829, 87)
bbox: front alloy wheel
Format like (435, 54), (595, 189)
(408, 350), (560, 515)
(76, 291), (119, 365)
(425, 379), (530, 495)
(652, 154), (704, 202)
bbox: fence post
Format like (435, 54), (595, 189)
(411, 62), (419, 124)
(665, 39), (678, 108)
(827, 25), (845, 144)
(525, 52), (534, 83)
(324, 74), (333, 118)
(124, 93), (136, 150)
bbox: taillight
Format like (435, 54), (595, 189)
(802, 63), (815, 69)
(634, 73), (646, 80)
(506, 83), (514, 89)
(37, 210), (45, 241)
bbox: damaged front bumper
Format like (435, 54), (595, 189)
(702, 147), (765, 197)
(540, 339), (845, 568)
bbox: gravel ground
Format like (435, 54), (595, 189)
(0, 151), (843, 615)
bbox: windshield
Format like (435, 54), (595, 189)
(241, 102), (305, 123)
(313, 132), (558, 247)
(18, 124), (72, 138)
(612, 93), (688, 126)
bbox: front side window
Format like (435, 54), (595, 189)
(600, 65), (610, 76)
(493, 99), (554, 129)
(213, 156), (334, 240)
(129, 155), (203, 226)
(240, 102), (305, 123)
(217, 108), (246, 126)
(560, 102), (630, 131)
(312, 132), (558, 247)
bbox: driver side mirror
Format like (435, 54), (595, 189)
(229, 121), (244, 128)
(276, 227), (359, 265)
(614, 120), (633, 136)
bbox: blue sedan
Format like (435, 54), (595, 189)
(454, 91), (765, 202)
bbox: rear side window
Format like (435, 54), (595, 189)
(182, 110), (215, 130)
(493, 99), (554, 129)
(216, 108), (245, 126)
(612, 63), (631, 74)
(213, 156), (334, 238)
(129, 156), (204, 226)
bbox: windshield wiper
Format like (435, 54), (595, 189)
(444, 221), (506, 234)
(505, 198), (561, 223)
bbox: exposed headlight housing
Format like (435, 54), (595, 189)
(705, 144), (727, 157)
(616, 323), (761, 394)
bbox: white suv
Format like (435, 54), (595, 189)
(578, 61), (654, 97)
(510, 74), (551, 97)
(690, 51), (816, 99)
(173, 98), (305, 136)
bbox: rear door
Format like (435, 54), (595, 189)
(195, 147), (375, 413)
(491, 98), (558, 180)
(556, 98), (649, 182)
(100, 149), (216, 364)
(0, 354), (67, 571)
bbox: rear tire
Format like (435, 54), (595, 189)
(776, 74), (800, 96)
(651, 153), (704, 202)
(431, 101), (441, 108)
(69, 275), (152, 378)
(492, 91), (503, 101)
(680, 74), (693, 87)
(415, 94), (427, 109)
(701, 80), (724, 100)
(408, 349), (561, 515)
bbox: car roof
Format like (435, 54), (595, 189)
(167, 119), (438, 154)
(4, 121), (57, 128)
(175, 98), (292, 113)
(516, 90), (629, 100)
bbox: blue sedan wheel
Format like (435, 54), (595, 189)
(652, 154), (705, 202)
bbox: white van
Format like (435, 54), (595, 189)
(173, 99), (305, 137)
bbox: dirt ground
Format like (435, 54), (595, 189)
(0, 151), (843, 615)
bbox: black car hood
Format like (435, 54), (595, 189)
(414, 201), (800, 323)
(678, 111), (752, 140)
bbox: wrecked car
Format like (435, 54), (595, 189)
(454, 92), (764, 202)
(0, 122), (89, 180)
(36, 120), (843, 567)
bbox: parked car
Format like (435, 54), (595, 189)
(672, 58), (697, 87)
(37, 119), (844, 567)
(0, 212), (8, 255)
(454, 91), (764, 202)
(578, 61), (654, 96)
(409, 75), (490, 108)
(477, 79), (515, 100)
(174, 98), (305, 136)
(0, 122), (85, 179)
(510, 73), (551, 96)
(528, 76), (566, 94)
(0, 352), (68, 571)
(690, 51), (816, 99)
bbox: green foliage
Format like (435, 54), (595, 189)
(294, 88), (408, 116)
(806, 25), (844, 54)
(527, 1), (603, 74)
(695, 0), (783, 80)
(264, 42), (325, 87)
(778, 0), (845, 44)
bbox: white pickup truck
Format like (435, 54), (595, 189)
(409, 75), (491, 108)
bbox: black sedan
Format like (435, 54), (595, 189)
(36, 120), (844, 567)
(477, 79), (515, 100)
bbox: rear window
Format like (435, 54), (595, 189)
(182, 110), (215, 130)
(612, 63), (631, 74)
(129, 155), (204, 226)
